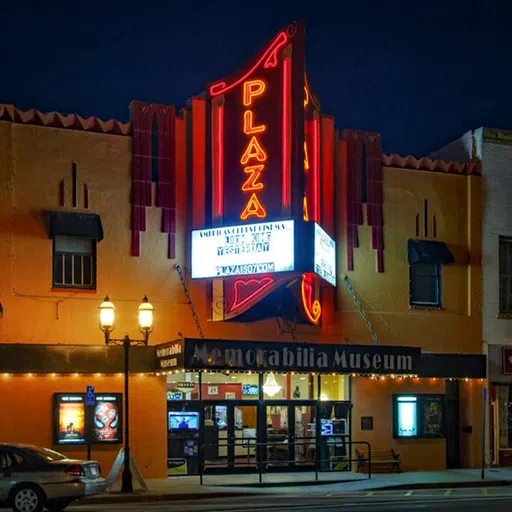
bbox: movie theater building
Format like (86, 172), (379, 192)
(0, 21), (485, 479)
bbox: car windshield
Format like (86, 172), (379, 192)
(25, 446), (67, 462)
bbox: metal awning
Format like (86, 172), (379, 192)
(44, 210), (104, 241)
(407, 239), (454, 265)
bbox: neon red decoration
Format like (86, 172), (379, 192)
(312, 117), (321, 222)
(242, 165), (265, 191)
(243, 110), (266, 134)
(240, 193), (267, 220)
(209, 31), (289, 96)
(213, 101), (224, 217)
(243, 80), (266, 107)
(282, 56), (291, 210)
(231, 276), (274, 312)
(301, 273), (321, 325)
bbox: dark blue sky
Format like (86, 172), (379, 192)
(2, 0), (510, 156)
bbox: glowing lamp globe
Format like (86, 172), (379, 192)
(99, 296), (115, 330)
(138, 296), (154, 331)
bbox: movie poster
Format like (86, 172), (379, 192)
(55, 394), (86, 445)
(422, 395), (444, 437)
(92, 394), (122, 443)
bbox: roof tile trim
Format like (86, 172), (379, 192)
(382, 153), (481, 175)
(0, 104), (131, 136)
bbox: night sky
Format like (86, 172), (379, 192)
(2, 0), (511, 156)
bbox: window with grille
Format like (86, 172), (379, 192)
(409, 262), (442, 307)
(53, 236), (95, 289)
(499, 236), (512, 314)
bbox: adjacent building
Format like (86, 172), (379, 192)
(430, 128), (512, 467)
(0, 22), (486, 479)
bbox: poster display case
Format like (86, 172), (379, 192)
(53, 392), (123, 445)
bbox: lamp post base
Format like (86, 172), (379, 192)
(121, 467), (133, 493)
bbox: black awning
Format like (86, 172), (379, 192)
(44, 211), (104, 241)
(408, 239), (454, 265)
(418, 353), (486, 378)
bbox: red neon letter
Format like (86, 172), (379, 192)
(243, 80), (266, 106)
(243, 110), (266, 135)
(240, 136), (267, 165)
(304, 140), (310, 171)
(242, 165), (265, 191)
(240, 193), (267, 220)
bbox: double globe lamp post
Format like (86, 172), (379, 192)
(98, 295), (154, 493)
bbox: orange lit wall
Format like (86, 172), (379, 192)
(0, 374), (167, 479)
(352, 377), (447, 471)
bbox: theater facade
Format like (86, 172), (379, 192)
(0, 21), (485, 478)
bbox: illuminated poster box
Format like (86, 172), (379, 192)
(191, 219), (336, 286)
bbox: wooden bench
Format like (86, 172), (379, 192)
(355, 448), (401, 473)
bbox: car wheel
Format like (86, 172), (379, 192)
(10, 484), (45, 512)
(45, 500), (73, 511)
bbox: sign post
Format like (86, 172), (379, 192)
(85, 386), (95, 461)
(481, 386), (487, 480)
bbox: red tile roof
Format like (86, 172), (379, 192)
(0, 104), (131, 136)
(382, 153), (481, 175)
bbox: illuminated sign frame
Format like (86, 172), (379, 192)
(190, 219), (336, 286)
(191, 220), (296, 279)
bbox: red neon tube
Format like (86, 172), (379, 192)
(282, 57), (291, 210)
(214, 102), (224, 218)
(312, 116), (320, 222)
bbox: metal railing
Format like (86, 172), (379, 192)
(198, 436), (371, 485)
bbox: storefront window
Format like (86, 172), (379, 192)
(166, 372), (200, 400)
(320, 375), (349, 401)
(496, 385), (511, 449)
(202, 372), (259, 400)
(263, 373), (318, 400)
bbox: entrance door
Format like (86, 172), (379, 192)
(203, 402), (258, 472)
(265, 402), (316, 470)
(445, 380), (460, 468)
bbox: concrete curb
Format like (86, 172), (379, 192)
(76, 479), (512, 505)
(77, 491), (271, 505)
(375, 480), (512, 490)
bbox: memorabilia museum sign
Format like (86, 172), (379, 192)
(159, 339), (421, 375)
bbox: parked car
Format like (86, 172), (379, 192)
(0, 443), (107, 512)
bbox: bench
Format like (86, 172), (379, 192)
(355, 448), (401, 473)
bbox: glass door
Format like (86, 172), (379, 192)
(265, 404), (289, 467)
(203, 402), (258, 472)
(293, 404), (316, 468)
(264, 402), (317, 470)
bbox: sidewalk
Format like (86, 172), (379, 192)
(79, 468), (512, 505)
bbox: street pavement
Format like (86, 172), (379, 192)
(62, 488), (512, 511)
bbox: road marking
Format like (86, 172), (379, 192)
(405, 490), (414, 496)
(444, 489), (452, 496)
(482, 488), (488, 496)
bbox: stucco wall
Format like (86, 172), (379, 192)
(0, 121), (482, 353)
(0, 374), (167, 479)
(481, 141), (512, 345)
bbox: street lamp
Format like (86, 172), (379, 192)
(99, 295), (154, 493)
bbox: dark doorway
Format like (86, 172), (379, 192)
(445, 380), (460, 468)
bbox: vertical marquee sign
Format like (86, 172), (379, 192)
(206, 21), (328, 323)
(209, 21), (305, 224)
